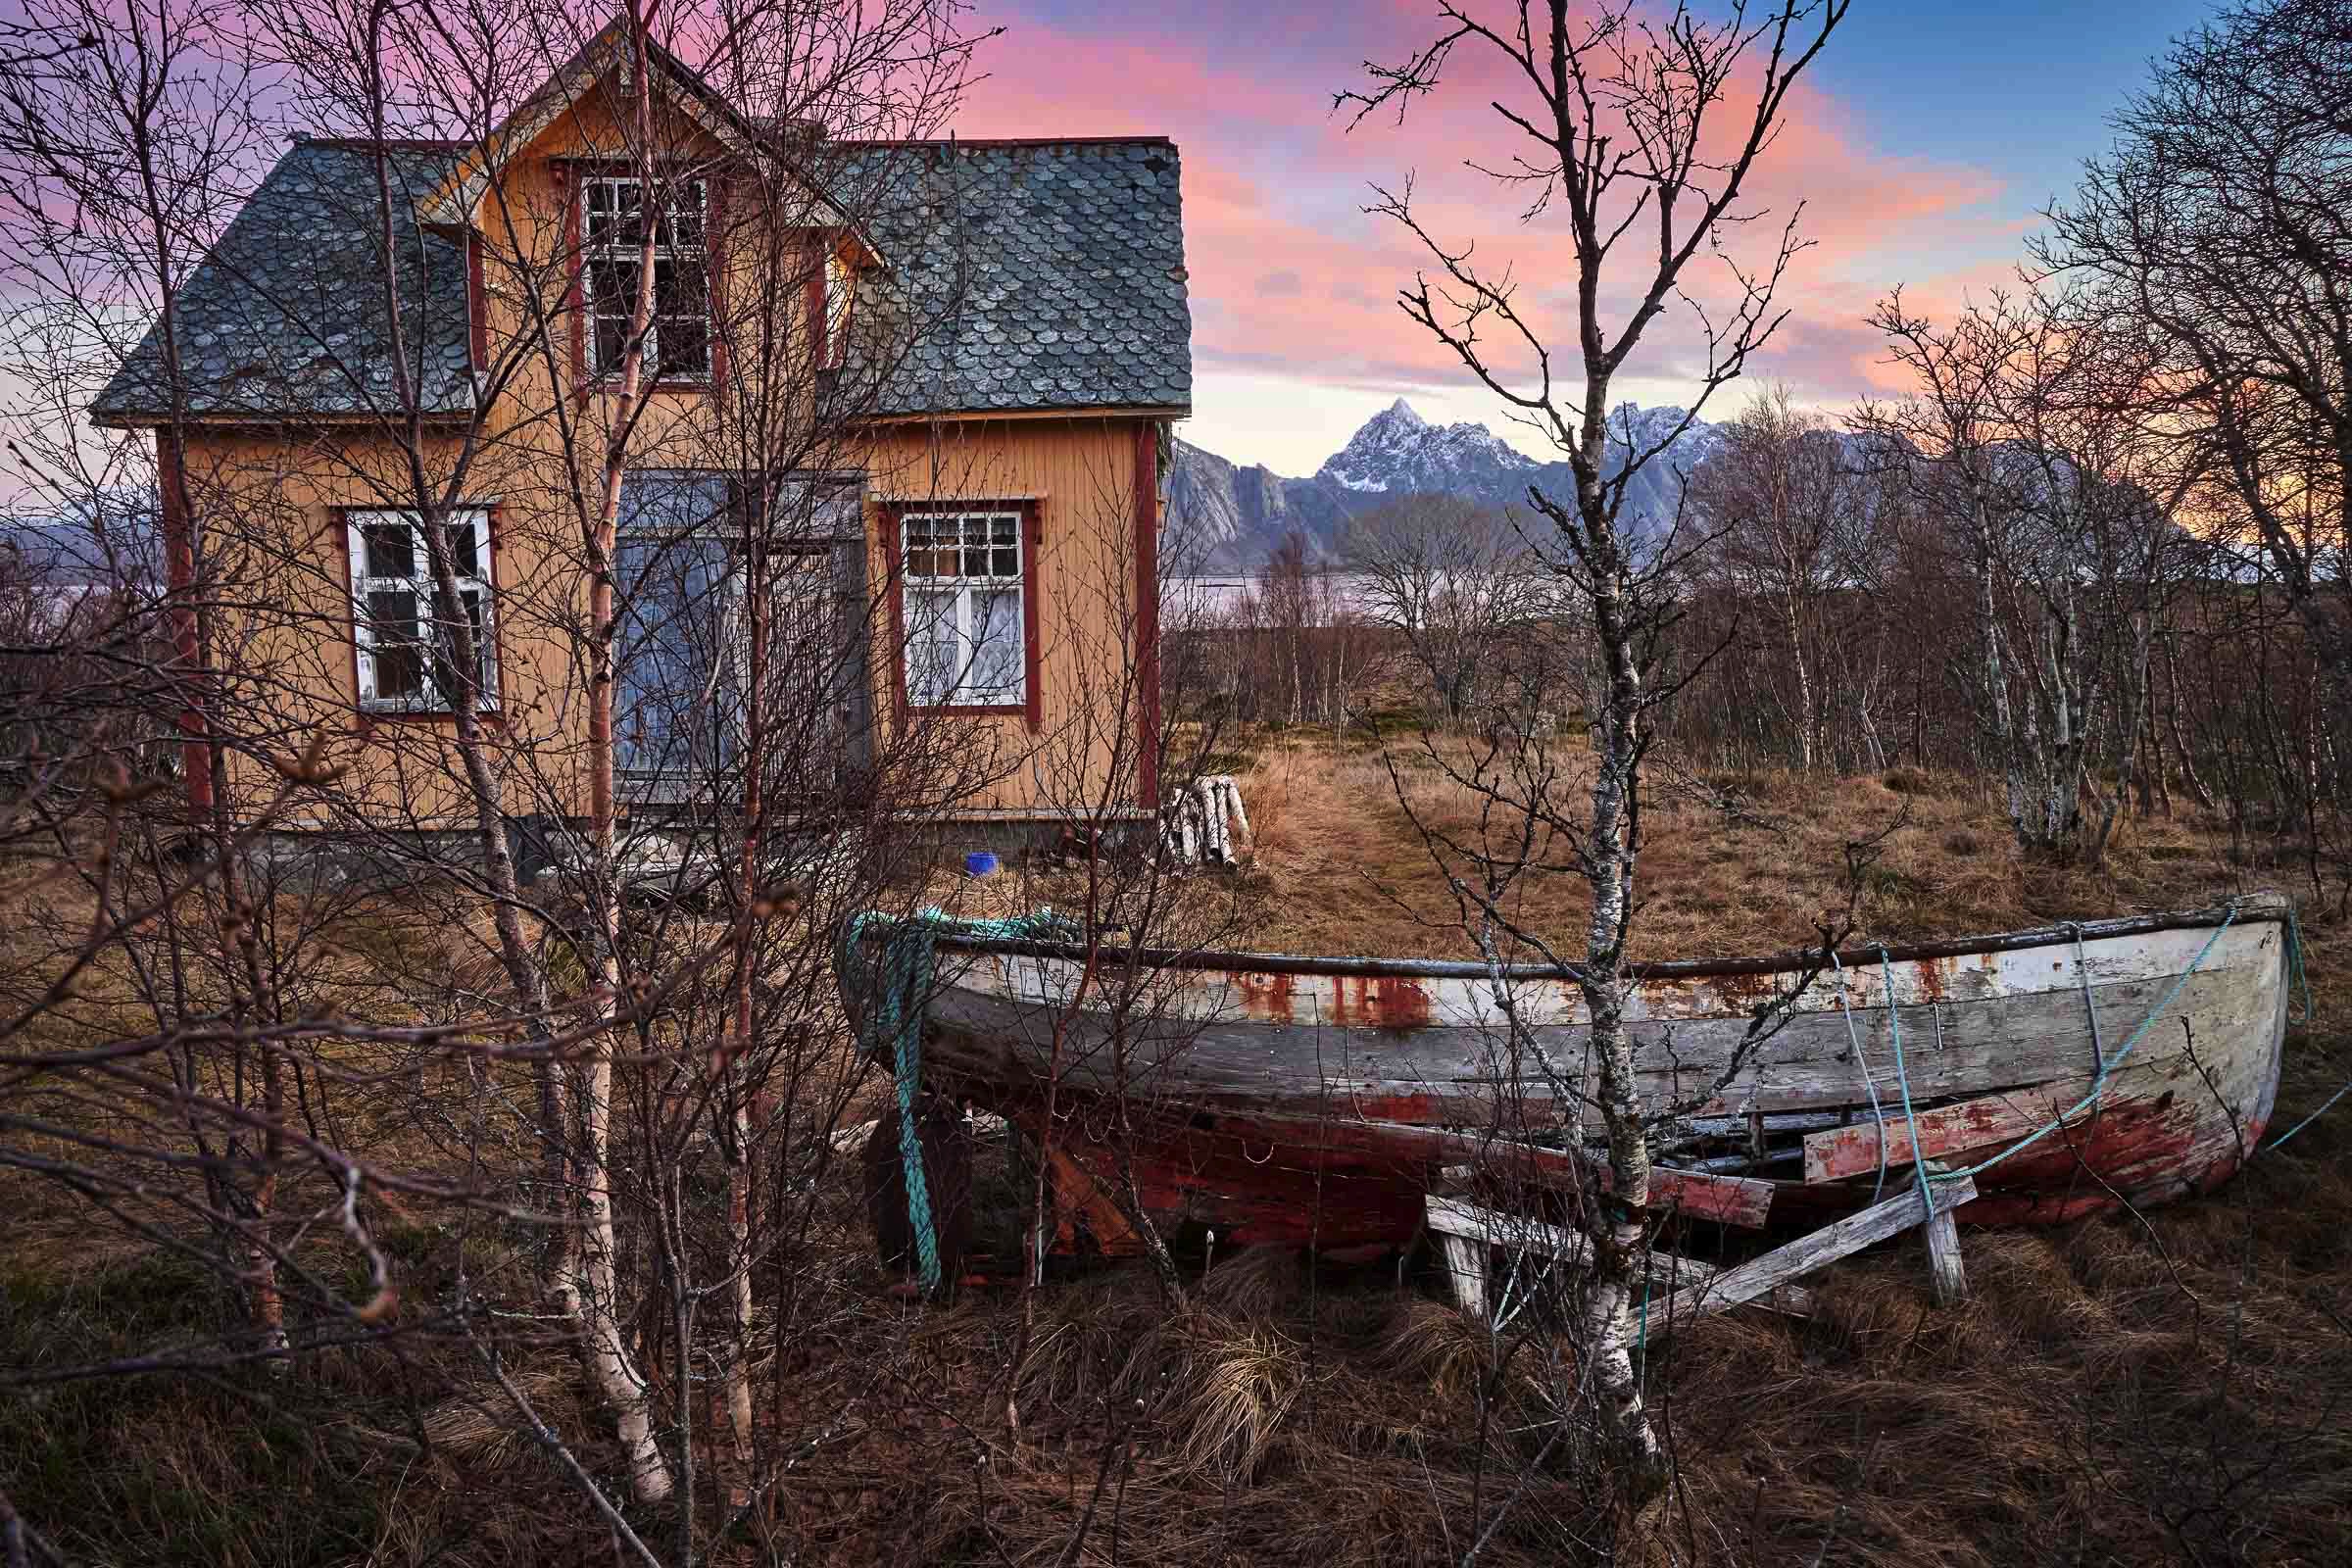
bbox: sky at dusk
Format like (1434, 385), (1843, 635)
(951, 1), (2218, 474)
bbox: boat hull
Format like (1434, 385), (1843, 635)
(854, 901), (2290, 1250)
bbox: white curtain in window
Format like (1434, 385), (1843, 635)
(971, 587), (1022, 699)
(908, 587), (961, 705)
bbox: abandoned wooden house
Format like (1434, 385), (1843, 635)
(87, 19), (1191, 862)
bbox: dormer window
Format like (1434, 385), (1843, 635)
(583, 176), (709, 380)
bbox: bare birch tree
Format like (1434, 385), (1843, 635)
(2037, 0), (2351, 777)
(1684, 384), (1851, 770)
(1865, 286), (2196, 863)
(1345, 493), (1564, 723)
(1340, 0), (1848, 1511)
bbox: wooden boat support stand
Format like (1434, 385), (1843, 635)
(838, 895), (2297, 1312)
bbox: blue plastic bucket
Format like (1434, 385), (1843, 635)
(964, 851), (1000, 877)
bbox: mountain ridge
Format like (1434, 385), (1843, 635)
(1166, 399), (1724, 571)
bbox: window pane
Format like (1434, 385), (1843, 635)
(653, 257), (705, 317)
(591, 258), (640, 316)
(446, 520), (478, 576)
(657, 315), (709, 376)
(665, 183), (705, 248)
(990, 516), (1016, 547)
(906, 588), (960, 705)
(368, 588), (423, 699)
(616, 532), (733, 774)
(363, 521), (415, 580)
(595, 318), (628, 371)
(597, 181), (645, 247)
(971, 588), (1022, 699)
(904, 518), (939, 578)
(962, 543), (989, 576)
(991, 546), (1018, 577)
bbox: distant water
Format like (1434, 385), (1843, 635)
(1163, 572), (1386, 625)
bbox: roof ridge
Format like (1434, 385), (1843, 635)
(842, 135), (1177, 150)
(294, 134), (468, 153)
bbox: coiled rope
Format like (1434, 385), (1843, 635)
(840, 906), (1079, 1294)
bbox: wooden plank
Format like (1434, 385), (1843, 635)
(1424, 1196), (1812, 1316)
(945, 912), (2276, 1033)
(1650, 1171), (1977, 1333)
(924, 965), (2270, 1122)
(1918, 1162), (1969, 1306)
(1803, 1086), (2079, 1183)
(1356, 1123), (1777, 1228)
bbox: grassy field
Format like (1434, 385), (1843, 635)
(4, 731), (2348, 1565)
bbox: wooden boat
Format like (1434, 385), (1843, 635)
(844, 895), (2293, 1253)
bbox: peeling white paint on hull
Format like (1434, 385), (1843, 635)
(850, 897), (2291, 1249)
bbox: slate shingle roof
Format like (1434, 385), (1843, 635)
(90, 139), (475, 423)
(838, 138), (1193, 416)
(90, 134), (1193, 424)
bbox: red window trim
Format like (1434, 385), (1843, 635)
(555, 160), (724, 398)
(880, 498), (1043, 735)
(332, 502), (510, 727)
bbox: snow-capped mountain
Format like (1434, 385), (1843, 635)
(1166, 399), (1723, 571)
(1316, 398), (1541, 498)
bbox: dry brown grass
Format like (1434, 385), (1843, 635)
(1228, 736), (2305, 963)
(6, 735), (2349, 1566)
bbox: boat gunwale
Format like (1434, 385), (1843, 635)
(873, 898), (2285, 986)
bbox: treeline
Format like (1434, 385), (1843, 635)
(1171, 408), (2340, 895)
(1170, 0), (2348, 898)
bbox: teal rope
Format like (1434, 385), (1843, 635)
(1879, 947), (1934, 1231)
(2266, 905), (2343, 1151)
(1636, 1272), (1649, 1391)
(2287, 902), (2316, 1026)
(1927, 905), (2240, 1190)
(840, 906), (1079, 1295)
(1829, 951), (1891, 1202)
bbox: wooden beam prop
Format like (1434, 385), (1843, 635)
(1918, 1161), (1970, 1306)
(1647, 1170), (1978, 1334)
(1438, 1233), (1489, 1320)
(1425, 1196), (1812, 1317)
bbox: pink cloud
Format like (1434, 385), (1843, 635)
(953, 4), (2017, 416)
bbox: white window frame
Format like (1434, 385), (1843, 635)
(901, 510), (1026, 708)
(347, 508), (498, 713)
(583, 175), (710, 380)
